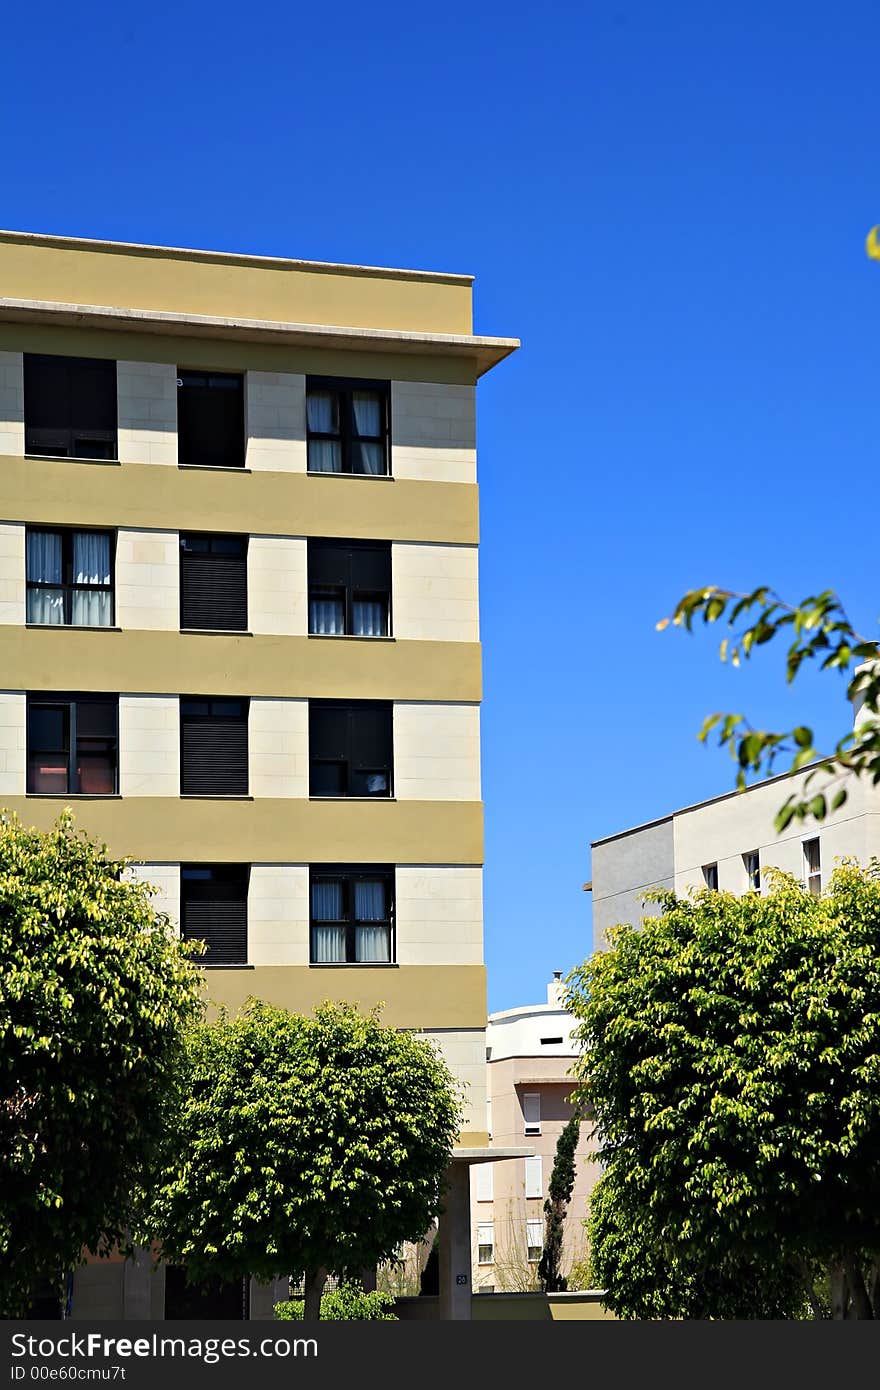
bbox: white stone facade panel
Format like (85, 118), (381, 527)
(0, 523), (25, 624)
(394, 703), (481, 801)
(115, 529), (179, 630)
(245, 371), (306, 472)
(391, 380), (476, 483)
(248, 864), (309, 966)
(423, 1028), (487, 1132)
(126, 863), (181, 928)
(249, 699), (308, 798)
(0, 352), (24, 456)
(0, 691), (25, 797)
(117, 361), (178, 466)
(395, 865), (483, 966)
(391, 542), (479, 643)
(248, 536), (307, 635)
(119, 696), (180, 797)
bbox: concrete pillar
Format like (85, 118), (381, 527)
(438, 1160), (471, 1320)
(122, 1248), (153, 1320)
(249, 1275), (289, 1319)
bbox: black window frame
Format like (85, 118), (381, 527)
(26, 693), (118, 796)
(309, 700), (393, 799)
(176, 369), (245, 470)
(306, 376), (390, 476)
(26, 526), (115, 628)
(180, 697), (250, 797)
(179, 532), (249, 632)
(180, 863), (249, 967)
(23, 353), (118, 460)
(743, 850), (761, 892)
(309, 865), (395, 965)
(307, 539), (392, 638)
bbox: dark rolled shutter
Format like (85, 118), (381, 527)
(182, 866), (248, 965)
(180, 537), (248, 630)
(178, 372), (244, 469)
(351, 544), (391, 592)
(181, 702), (249, 795)
(310, 703), (350, 763)
(308, 541), (350, 589)
(70, 358), (117, 435)
(350, 703), (392, 771)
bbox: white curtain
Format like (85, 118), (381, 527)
(310, 598), (344, 635)
(26, 532), (64, 624)
(352, 392), (384, 474)
(353, 599), (386, 636)
(307, 391), (342, 472)
(312, 880), (345, 962)
(72, 533), (111, 627)
(355, 880), (389, 962)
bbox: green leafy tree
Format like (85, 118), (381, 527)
(537, 1113), (580, 1292)
(145, 1000), (462, 1321)
(568, 863), (880, 1318)
(0, 812), (204, 1316)
(659, 585), (880, 828)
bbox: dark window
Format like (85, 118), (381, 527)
(310, 866), (394, 964)
(24, 354), (117, 459)
(702, 863), (719, 890)
(181, 698), (249, 796)
(181, 864), (248, 965)
(164, 1268), (249, 1321)
(26, 528), (114, 627)
(180, 533), (248, 631)
(308, 540), (390, 637)
(743, 850), (760, 892)
(177, 371), (244, 469)
(27, 695), (117, 795)
(310, 701), (392, 798)
(306, 377), (389, 475)
(804, 838), (821, 897)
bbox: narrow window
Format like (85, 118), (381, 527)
(309, 867), (394, 964)
(743, 850), (760, 892)
(27, 696), (117, 795)
(522, 1092), (541, 1136)
(306, 377), (389, 476)
(702, 862), (719, 890)
(309, 701), (392, 797)
(180, 864), (249, 966)
(24, 354), (117, 459)
(475, 1163), (494, 1203)
(26, 528), (114, 627)
(177, 371), (244, 469)
(525, 1155), (543, 1199)
(308, 540), (391, 637)
(803, 838), (821, 897)
(526, 1219), (543, 1263)
(179, 533), (248, 631)
(477, 1223), (495, 1265)
(180, 698), (249, 796)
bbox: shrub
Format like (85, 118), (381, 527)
(275, 1285), (397, 1321)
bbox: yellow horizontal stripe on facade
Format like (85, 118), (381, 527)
(0, 627), (481, 702)
(203, 964), (487, 1031)
(0, 234), (474, 336)
(0, 454), (479, 546)
(0, 322), (480, 386)
(2, 797), (484, 866)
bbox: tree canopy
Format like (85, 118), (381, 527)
(659, 585), (880, 828)
(145, 999), (462, 1320)
(0, 812), (204, 1316)
(568, 862), (880, 1317)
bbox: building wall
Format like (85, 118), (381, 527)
(391, 381), (476, 484)
(115, 529), (179, 630)
(391, 542), (479, 643)
(117, 360), (178, 466)
(0, 349), (23, 456)
(0, 522), (25, 624)
(591, 816), (674, 947)
(245, 371), (306, 473)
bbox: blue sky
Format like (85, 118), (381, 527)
(3, 1), (877, 1009)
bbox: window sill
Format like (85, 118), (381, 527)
(200, 963), (254, 970)
(25, 454), (121, 467)
(26, 624), (122, 633)
(26, 793), (122, 800)
(309, 796), (395, 803)
(178, 464), (251, 474)
(307, 470), (393, 481)
(307, 634), (395, 643)
(179, 795), (254, 801)
(180, 628), (253, 637)
(308, 962), (399, 969)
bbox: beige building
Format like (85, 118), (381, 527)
(0, 229), (518, 1319)
(470, 975), (598, 1292)
(591, 759), (880, 950)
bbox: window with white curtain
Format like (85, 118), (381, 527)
(803, 838), (821, 897)
(526, 1219), (543, 1262)
(743, 850), (761, 893)
(525, 1155), (543, 1199)
(306, 377), (389, 476)
(26, 528), (113, 627)
(477, 1223), (494, 1265)
(308, 539), (391, 638)
(310, 867), (394, 964)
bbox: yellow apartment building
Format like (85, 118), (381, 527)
(0, 229), (518, 1319)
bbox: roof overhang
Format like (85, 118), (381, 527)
(0, 296), (520, 378)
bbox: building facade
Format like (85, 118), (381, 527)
(0, 229), (517, 1318)
(591, 762), (880, 949)
(470, 975), (598, 1292)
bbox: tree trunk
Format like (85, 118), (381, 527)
(302, 1267), (327, 1323)
(843, 1255), (873, 1319)
(868, 1261), (880, 1319)
(829, 1260), (850, 1319)
(796, 1259), (824, 1320)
